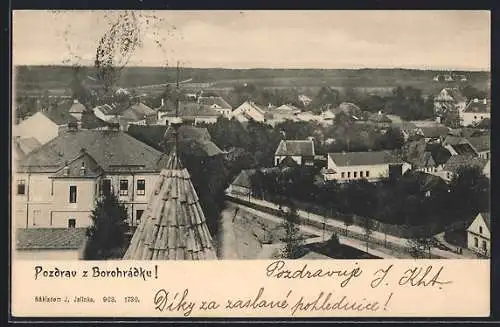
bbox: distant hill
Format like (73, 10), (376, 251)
(14, 65), (490, 97)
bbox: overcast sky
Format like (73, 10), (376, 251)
(13, 10), (490, 70)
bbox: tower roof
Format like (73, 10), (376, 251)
(123, 149), (217, 260)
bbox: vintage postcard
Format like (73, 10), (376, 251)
(10, 10), (491, 318)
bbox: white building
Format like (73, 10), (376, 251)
(466, 212), (490, 257)
(231, 101), (268, 123)
(460, 98), (490, 127)
(14, 128), (165, 231)
(198, 96), (233, 118)
(324, 151), (411, 182)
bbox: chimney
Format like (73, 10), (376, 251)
(68, 121), (78, 132)
(483, 99), (487, 105)
(378, 110), (382, 115)
(73, 99), (79, 104)
(63, 162), (69, 176)
(109, 122), (121, 131)
(80, 162), (86, 176)
(474, 98), (479, 103)
(161, 98), (165, 107)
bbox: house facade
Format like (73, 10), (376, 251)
(324, 151), (411, 182)
(14, 129), (165, 231)
(460, 98), (490, 127)
(274, 140), (315, 166)
(466, 212), (490, 257)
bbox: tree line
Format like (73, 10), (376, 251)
(249, 165), (489, 233)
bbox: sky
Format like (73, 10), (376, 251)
(12, 10), (491, 70)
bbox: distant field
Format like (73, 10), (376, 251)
(13, 65), (490, 98)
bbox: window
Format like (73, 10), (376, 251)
(474, 116), (477, 119)
(119, 180), (129, 196)
(366, 171), (370, 178)
(479, 226), (483, 234)
(482, 240), (487, 250)
(68, 218), (76, 228)
(347, 172), (351, 178)
(33, 210), (41, 226)
(353, 172), (357, 178)
(69, 186), (77, 203)
(136, 179), (146, 196)
(101, 179), (111, 196)
(341, 172), (345, 179)
(474, 237), (478, 247)
(136, 210), (144, 225)
(360, 171), (363, 178)
(17, 180), (26, 195)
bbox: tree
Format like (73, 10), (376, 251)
(343, 214), (353, 236)
(84, 192), (129, 260)
(448, 166), (490, 221)
(326, 233), (342, 256)
(280, 203), (305, 259)
(361, 217), (375, 252)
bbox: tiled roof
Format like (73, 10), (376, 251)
(231, 169), (256, 188)
(43, 100), (79, 125)
(94, 104), (120, 116)
(403, 171), (447, 191)
(442, 155), (487, 174)
(80, 111), (109, 129)
(411, 151), (436, 168)
(198, 96), (232, 110)
(329, 150), (405, 167)
(123, 149), (217, 260)
(443, 135), (467, 146)
(466, 135), (490, 153)
(68, 100), (86, 114)
(464, 99), (490, 113)
(16, 137), (41, 156)
(162, 102), (220, 118)
(18, 130), (164, 173)
(418, 126), (450, 138)
(449, 143), (477, 156)
(199, 141), (224, 157)
(275, 104), (301, 113)
(275, 140), (315, 157)
(123, 103), (156, 121)
(16, 228), (87, 250)
(51, 150), (103, 178)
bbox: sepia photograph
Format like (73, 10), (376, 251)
(12, 10), (491, 263)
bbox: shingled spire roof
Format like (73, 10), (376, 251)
(123, 148), (217, 260)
